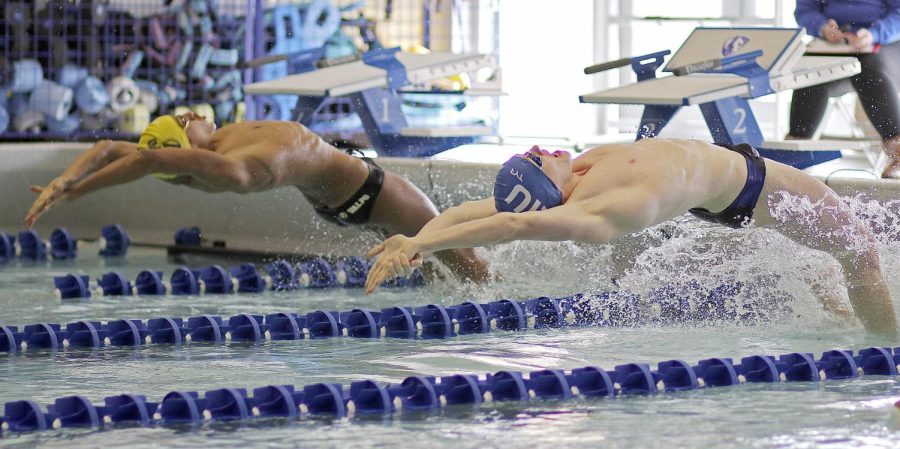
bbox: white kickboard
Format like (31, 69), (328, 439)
(580, 56), (860, 106)
(244, 52), (495, 97)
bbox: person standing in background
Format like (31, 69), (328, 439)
(790, 0), (900, 177)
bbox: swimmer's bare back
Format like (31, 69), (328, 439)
(205, 121), (369, 201)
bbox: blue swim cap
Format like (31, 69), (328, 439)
(493, 154), (562, 213)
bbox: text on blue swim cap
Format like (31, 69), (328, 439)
(493, 155), (562, 214)
(501, 184), (548, 213)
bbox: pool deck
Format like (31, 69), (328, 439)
(2, 143), (899, 256)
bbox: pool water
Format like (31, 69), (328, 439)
(0, 217), (899, 448)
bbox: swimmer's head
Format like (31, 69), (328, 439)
(137, 113), (214, 180)
(493, 146), (569, 213)
(137, 115), (190, 151)
(138, 112), (216, 150)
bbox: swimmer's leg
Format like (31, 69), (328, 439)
(758, 185), (896, 337)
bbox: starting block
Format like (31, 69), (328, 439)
(580, 27), (863, 169)
(245, 47), (497, 157)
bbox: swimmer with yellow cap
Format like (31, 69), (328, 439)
(24, 112), (490, 286)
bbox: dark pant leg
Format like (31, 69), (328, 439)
(789, 78), (854, 138)
(850, 40), (900, 140)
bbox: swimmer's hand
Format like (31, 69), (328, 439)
(364, 235), (424, 294)
(25, 177), (78, 228)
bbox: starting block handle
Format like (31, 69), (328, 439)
(718, 50), (764, 71)
(244, 54), (288, 69)
(669, 50), (763, 76)
(363, 47), (410, 90)
(669, 49), (773, 97)
(243, 47), (326, 74)
(584, 57), (631, 75)
(584, 50), (671, 82)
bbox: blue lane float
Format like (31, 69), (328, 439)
(0, 296), (539, 352)
(173, 227), (203, 246)
(170, 267), (202, 295)
(0, 233), (15, 264)
(199, 265), (235, 294)
(297, 257), (337, 288)
(0, 225), (130, 263)
(230, 264), (267, 293)
(96, 272), (133, 296)
(17, 230), (48, 261)
(264, 260), (298, 291)
(55, 260), (425, 299)
(1, 346), (898, 433)
(4, 285), (898, 367)
(53, 274), (91, 300)
(135, 271), (167, 296)
(98, 224), (130, 257)
(334, 256), (368, 288)
(49, 228), (77, 260)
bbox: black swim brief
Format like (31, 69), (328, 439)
(688, 142), (767, 229)
(309, 158), (384, 226)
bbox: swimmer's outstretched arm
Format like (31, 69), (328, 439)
(365, 186), (667, 292)
(26, 147), (261, 227)
(365, 205), (610, 292)
(70, 147), (258, 197)
(59, 140), (140, 183)
(415, 198), (498, 238)
(26, 140), (138, 227)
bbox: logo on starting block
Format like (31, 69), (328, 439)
(722, 36), (750, 56)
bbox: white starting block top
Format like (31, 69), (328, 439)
(244, 52), (495, 97)
(580, 28), (862, 106)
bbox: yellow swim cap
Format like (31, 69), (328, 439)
(137, 115), (190, 150)
(137, 115), (190, 180)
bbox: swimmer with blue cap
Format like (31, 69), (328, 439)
(493, 146), (565, 213)
(25, 113), (489, 285)
(365, 139), (897, 338)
